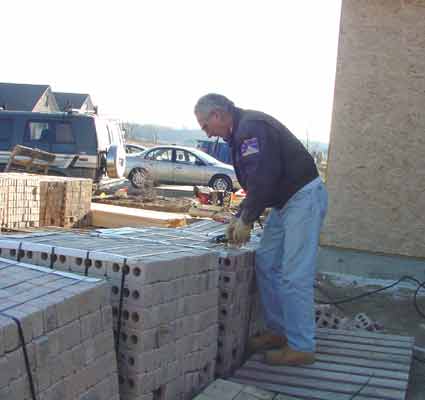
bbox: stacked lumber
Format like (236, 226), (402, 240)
(0, 173), (40, 229)
(39, 176), (92, 228)
(0, 258), (119, 400)
(0, 173), (92, 230)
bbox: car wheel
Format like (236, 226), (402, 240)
(129, 167), (148, 189)
(210, 175), (232, 191)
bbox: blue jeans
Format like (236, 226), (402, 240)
(255, 177), (328, 352)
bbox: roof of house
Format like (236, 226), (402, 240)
(0, 82), (50, 111)
(53, 92), (91, 111)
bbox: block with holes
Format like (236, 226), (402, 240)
(0, 258), (119, 400)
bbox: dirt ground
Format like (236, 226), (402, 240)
(316, 272), (425, 400)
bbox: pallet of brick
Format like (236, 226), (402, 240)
(0, 230), (221, 400)
(39, 176), (92, 228)
(0, 173), (40, 230)
(0, 173), (92, 230)
(85, 223), (266, 378)
(0, 257), (119, 400)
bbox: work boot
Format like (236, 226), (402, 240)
(264, 345), (315, 366)
(247, 332), (287, 353)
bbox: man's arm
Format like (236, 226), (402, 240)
(235, 121), (283, 224)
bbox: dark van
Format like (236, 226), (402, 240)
(0, 110), (126, 181)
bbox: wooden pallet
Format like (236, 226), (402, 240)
(230, 328), (414, 400)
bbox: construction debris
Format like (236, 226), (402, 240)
(0, 259), (119, 400)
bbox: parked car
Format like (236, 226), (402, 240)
(125, 143), (147, 155)
(125, 144), (240, 191)
(0, 110), (126, 181)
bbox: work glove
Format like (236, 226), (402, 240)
(230, 218), (252, 246)
(225, 217), (238, 242)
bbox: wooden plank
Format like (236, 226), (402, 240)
(316, 338), (412, 356)
(250, 354), (409, 379)
(232, 370), (405, 400)
(316, 328), (414, 345)
(233, 330), (413, 400)
(243, 361), (407, 391)
(90, 202), (189, 228)
(317, 333), (413, 350)
(317, 344), (412, 364)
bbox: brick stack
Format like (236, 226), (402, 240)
(0, 258), (119, 400)
(0, 173), (92, 230)
(0, 173), (40, 229)
(216, 249), (265, 378)
(0, 231), (221, 400)
(39, 176), (92, 228)
(113, 252), (219, 400)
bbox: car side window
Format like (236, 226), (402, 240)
(146, 148), (172, 161)
(175, 150), (200, 165)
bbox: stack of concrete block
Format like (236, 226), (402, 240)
(0, 173), (40, 229)
(215, 249), (265, 378)
(0, 230), (221, 400)
(194, 379), (276, 400)
(113, 252), (219, 400)
(0, 258), (119, 400)
(39, 176), (92, 228)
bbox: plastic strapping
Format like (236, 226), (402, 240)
(16, 242), (23, 262)
(49, 247), (56, 269)
(115, 258), (128, 353)
(0, 311), (37, 400)
(84, 251), (90, 276)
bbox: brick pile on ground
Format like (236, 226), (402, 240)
(0, 258), (119, 400)
(0, 173), (92, 230)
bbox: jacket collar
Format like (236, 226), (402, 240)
(226, 107), (243, 146)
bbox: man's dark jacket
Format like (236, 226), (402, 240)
(229, 107), (318, 224)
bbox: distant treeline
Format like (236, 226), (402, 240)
(121, 122), (328, 153)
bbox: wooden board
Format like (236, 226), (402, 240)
(90, 201), (189, 228)
(230, 328), (414, 400)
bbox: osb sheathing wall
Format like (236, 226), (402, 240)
(321, 0), (425, 258)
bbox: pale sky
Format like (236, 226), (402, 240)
(2, 0), (341, 143)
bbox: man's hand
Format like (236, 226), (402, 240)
(225, 217), (238, 241)
(230, 218), (252, 246)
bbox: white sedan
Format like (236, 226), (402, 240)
(125, 145), (240, 191)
